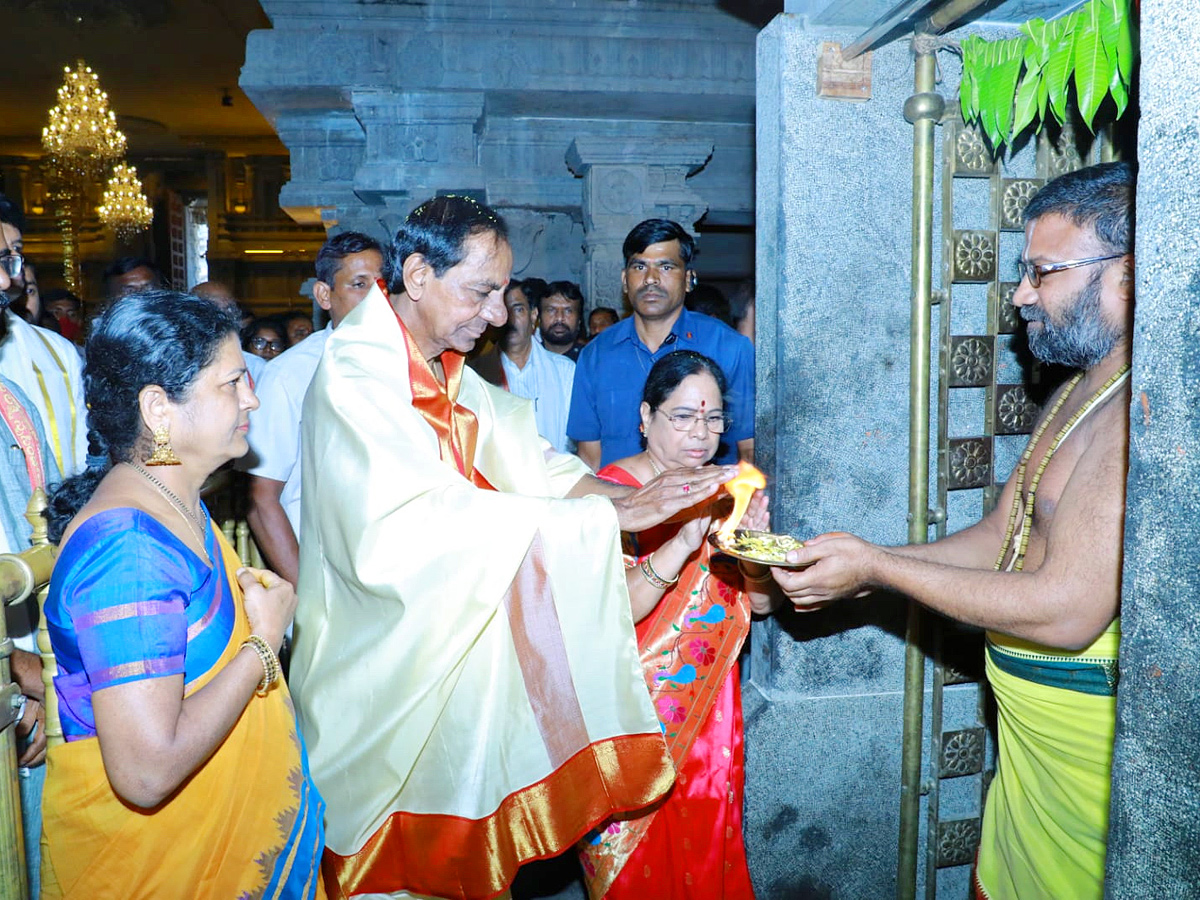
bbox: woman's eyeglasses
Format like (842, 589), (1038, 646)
(249, 337), (285, 353)
(654, 410), (731, 434)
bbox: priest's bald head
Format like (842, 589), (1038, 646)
(388, 196), (513, 361)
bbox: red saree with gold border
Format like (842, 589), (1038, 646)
(579, 465), (756, 900)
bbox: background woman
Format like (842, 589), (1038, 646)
(580, 350), (778, 899)
(242, 316), (286, 360)
(41, 291), (326, 899)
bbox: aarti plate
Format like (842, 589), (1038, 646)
(709, 529), (808, 567)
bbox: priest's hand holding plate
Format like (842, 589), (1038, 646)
(770, 531), (878, 612)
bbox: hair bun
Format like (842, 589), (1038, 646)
(85, 428), (111, 470)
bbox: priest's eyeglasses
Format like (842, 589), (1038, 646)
(1016, 253), (1124, 289)
(656, 410), (731, 434)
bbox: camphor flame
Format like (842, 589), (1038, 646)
(718, 461), (766, 540)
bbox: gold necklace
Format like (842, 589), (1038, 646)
(646, 453), (664, 477)
(129, 462), (209, 555)
(994, 364), (1130, 571)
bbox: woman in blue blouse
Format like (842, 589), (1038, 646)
(40, 291), (326, 899)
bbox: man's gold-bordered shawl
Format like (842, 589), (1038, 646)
(291, 285), (673, 899)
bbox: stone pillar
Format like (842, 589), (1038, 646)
(273, 112), (367, 227)
(349, 90), (486, 234)
(566, 137), (712, 311)
(1105, 0), (1200, 893)
(242, 1), (756, 285)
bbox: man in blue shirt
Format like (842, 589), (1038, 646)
(568, 219), (755, 470)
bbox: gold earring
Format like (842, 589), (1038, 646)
(145, 424), (182, 466)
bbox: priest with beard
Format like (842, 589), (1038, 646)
(771, 162), (1137, 900)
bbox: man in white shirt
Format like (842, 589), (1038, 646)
(498, 279), (575, 452)
(244, 231), (386, 586)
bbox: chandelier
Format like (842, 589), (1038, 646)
(98, 164), (153, 239)
(41, 60), (126, 178)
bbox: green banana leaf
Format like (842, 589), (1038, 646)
(1012, 20), (1050, 139)
(1011, 66), (1043, 139)
(957, 0), (1135, 156)
(1100, 0), (1131, 117)
(983, 42), (1008, 148)
(976, 41), (996, 144)
(1044, 12), (1078, 123)
(1108, 50), (1129, 117)
(1074, 1), (1111, 129)
(1113, 0), (1135, 86)
(960, 35), (982, 122)
(1020, 16), (1049, 44)
(1096, 0), (1123, 69)
(991, 38), (1026, 144)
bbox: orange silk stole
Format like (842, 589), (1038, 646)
(394, 309), (493, 489)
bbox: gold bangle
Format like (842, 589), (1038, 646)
(638, 553), (679, 590)
(242, 634), (281, 696)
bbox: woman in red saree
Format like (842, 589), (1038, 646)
(580, 350), (779, 899)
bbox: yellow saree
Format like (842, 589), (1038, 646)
(41, 523), (326, 900)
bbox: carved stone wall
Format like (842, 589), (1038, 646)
(567, 137), (712, 309)
(241, 0), (757, 298)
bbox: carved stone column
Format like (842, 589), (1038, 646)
(566, 137), (712, 311)
(273, 112), (367, 227)
(352, 90), (485, 210)
(494, 208), (587, 284)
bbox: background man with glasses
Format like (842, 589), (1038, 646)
(568, 218), (755, 470)
(771, 163), (1136, 900)
(0, 197), (86, 478)
(498, 279), (576, 452)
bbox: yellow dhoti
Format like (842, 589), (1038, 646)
(975, 622), (1119, 900)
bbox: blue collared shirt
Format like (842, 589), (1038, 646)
(567, 308), (755, 468)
